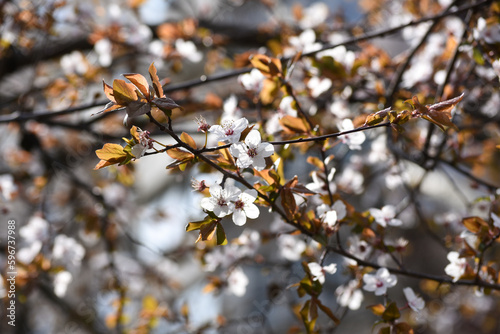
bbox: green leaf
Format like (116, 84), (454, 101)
(186, 216), (213, 232)
(300, 299), (318, 334)
(216, 223), (228, 245)
(382, 302), (401, 322)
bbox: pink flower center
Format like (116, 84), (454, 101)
(217, 197), (228, 207)
(376, 280), (384, 288)
(225, 128), (234, 136)
(235, 200), (244, 210)
(247, 147), (257, 158)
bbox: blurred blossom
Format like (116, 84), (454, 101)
(317, 46), (355, 71)
(338, 119), (365, 150)
(308, 262), (337, 284)
(444, 251), (466, 282)
(307, 76), (332, 98)
(94, 38), (112, 67)
(53, 271), (72, 297)
(60, 51), (88, 75)
(0, 274), (5, 298)
(222, 94), (242, 121)
(209, 118), (249, 143)
(336, 280), (364, 310)
(18, 241), (43, 264)
(404, 287), (425, 311)
(235, 229), (261, 257)
(0, 174), (17, 201)
(175, 39), (202, 63)
(239, 69), (265, 92)
(20, 216), (49, 243)
(317, 200), (346, 227)
(148, 39), (166, 58)
(329, 97), (351, 119)
(266, 96), (297, 134)
(306, 170), (337, 195)
(288, 29), (322, 54)
(337, 167), (364, 194)
(474, 18), (500, 44)
(369, 205), (402, 227)
(363, 268), (397, 295)
(227, 266), (249, 297)
(492, 212), (500, 228)
(481, 93), (500, 117)
(345, 235), (372, 265)
(299, 2), (329, 30)
(52, 235), (85, 267)
(277, 234), (306, 261)
(229, 130), (274, 171)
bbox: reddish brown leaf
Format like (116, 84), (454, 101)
(180, 132), (197, 149)
(166, 147), (195, 161)
(280, 115), (309, 133)
(149, 62), (164, 97)
(123, 73), (150, 98)
(113, 79), (138, 105)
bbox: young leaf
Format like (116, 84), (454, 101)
(462, 216), (489, 234)
(382, 302), (401, 321)
(411, 93), (464, 131)
(112, 79), (138, 105)
(95, 143), (128, 163)
(180, 132), (197, 149)
(103, 80), (116, 102)
(149, 62), (164, 97)
(363, 107), (391, 126)
(316, 298), (340, 325)
(123, 73), (150, 99)
(167, 148), (195, 162)
(280, 115), (309, 133)
(216, 222), (228, 245)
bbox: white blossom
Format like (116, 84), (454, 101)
(491, 212), (500, 228)
(444, 251), (466, 282)
(336, 280), (364, 310)
(232, 189), (260, 226)
(52, 235), (85, 267)
(94, 38), (112, 67)
(229, 130), (274, 171)
(222, 94), (241, 121)
(200, 184), (240, 218)
(403, 287), (425, 312)
(288, 29), (322, 53)
(20, 216), (49, 243)
(299, 2), (329, 29)
(175, 39), (202, 62)
(209, 118), (249, 143)
(227, 266), (249, 297)
(369, 205), (402, 227)
(474, 18), (500, 44)
(308, 262), (337, 284)
(278, 234), (306, 261)
(338, 119), (365, 150)
(0, 174), (17, 201)
(54, 271), (72, 297)
(317, 200), (346, 227)
(363, 268), (397, 295)
(239, 68), (265, 92)
(307, 76), (332, 98)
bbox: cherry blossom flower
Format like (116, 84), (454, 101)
(131, 128), (153, 158)
(60, 51), (88, 75)
(317, 200), (346, 227)
(239, 68), (265, 92)
(94, 38), (112, 67)
(336, 280), (364, 310)
(195, 115), (211, 133)
(209, 117), (249, 143)
(403, 287), (425, 312)
(288, 29), (322, 54)
(346, 235), (372, 265)
(227, 266), (249, 297)
(307, 76), (332, 98)
(201, 184), (240, 218)
(299, 2), (329, 29)
(369, 205), (402, 227)
(54, 271), (72, 297)
(52, 235), (85, 267)
(277, 234), (307, 261)
(0, 174), (17, 201)
(306, 170), (337, 194)
(222, 94), (242, 121)
(266, 96), (298, 134)
(175, 39), (202, 62)
(232, 189), (260, 226)
(444, 251), (467, 282)
(338, 119), (366, 150)
(191, 178), (207, 192)
(363, 268), (397, 295)
(308, 262), (337, 284)
(229, 130), (274, 171)
(474, 18), (500, 44)
(491, 212), (500, 228)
